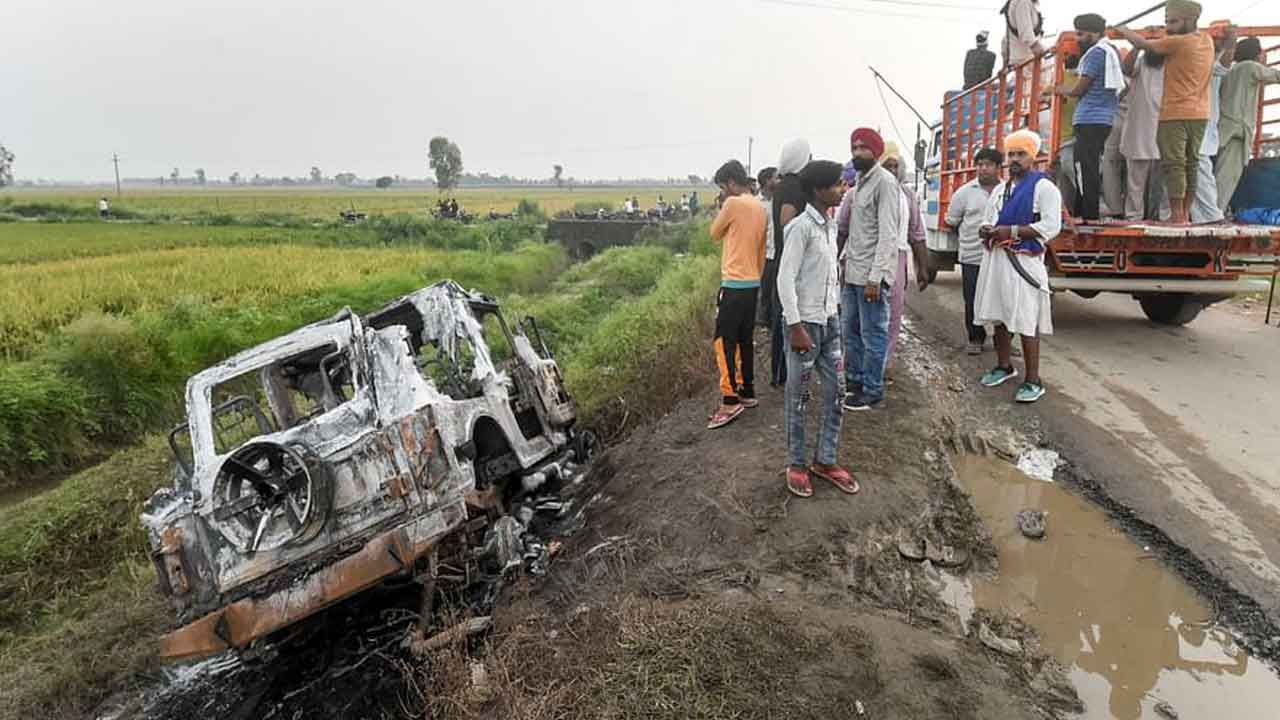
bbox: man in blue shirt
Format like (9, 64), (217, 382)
(1052, 13), (1122, 221)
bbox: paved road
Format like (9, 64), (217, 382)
(908, 273), (1280, 623)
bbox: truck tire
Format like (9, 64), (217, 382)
(1138, 293), (1203, 326)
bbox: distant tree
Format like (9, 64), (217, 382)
(553, 164), (564, 188)
(428, 136), (463, 190)
(687, 174), (703, 185)
(229, 171), (241, 185)
(375, 175), (394, 189)
(335, 172), (357, 186)
(0, 143), (14, 187)
(252, 173), (264, 185)
(309, 166), (323, 184)
(195, 168), (206, 185)
(171, 168), (180, 184)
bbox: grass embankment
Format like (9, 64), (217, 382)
(0, 231), (720, 719)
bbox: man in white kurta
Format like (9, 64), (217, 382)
(974, 129), (1063, 403)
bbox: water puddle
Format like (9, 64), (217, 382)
(950, 454), (1280, 719)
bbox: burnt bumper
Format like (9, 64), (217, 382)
(159, 502), (466, 661)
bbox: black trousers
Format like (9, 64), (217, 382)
(1073, 124), (1111, 221)
(962, 263), (987, 344)
(714, 287), (758, 404)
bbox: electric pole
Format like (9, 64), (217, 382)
(112, 153), (121, 197)
(747, 136), (754, 175)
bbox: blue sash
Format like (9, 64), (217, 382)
(996, 171), (1048, 254)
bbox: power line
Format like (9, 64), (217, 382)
(863, 0), (996, 9)
(754, 0), (978, 23)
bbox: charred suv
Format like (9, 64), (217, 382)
(142, 281), (588, 660)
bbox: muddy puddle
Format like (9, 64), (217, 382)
(948, 454), (1280, 719)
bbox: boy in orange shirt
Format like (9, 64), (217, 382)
(707, 160), (768, 429)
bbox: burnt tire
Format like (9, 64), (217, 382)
(1138, 293), (1203, 326)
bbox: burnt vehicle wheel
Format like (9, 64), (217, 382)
(210, 441), (331, 554)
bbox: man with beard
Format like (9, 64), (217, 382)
(877, 142), (930, 377)
(1121, 46), (1168, 220)
(1216, 36), (1280, 213)
(946, 147), (1004, 354)
(1118, 0), (1215, 224)
(975, 130), (1062, 404)
(841, 128), (901, 412)
(1050, 13), (1122, 221)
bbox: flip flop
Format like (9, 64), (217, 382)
(786, 467), (813, 498)
(924, 539), (969, 568)
(810, 464), (859, 494)
(706, 404), (744, 429)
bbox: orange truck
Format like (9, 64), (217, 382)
(923, 20), (1280, 325)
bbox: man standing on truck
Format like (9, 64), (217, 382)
(1117, 0), (1215, 224)
(1121, 47), (1168, 220)
(1216, 36), (1280, 213)
(965, 31), (998, 88)
(1001, 0), (1045, 68)
(776, 159), (858, 499)
(1051, 13), (1123, 221)
(1189, 29), (1235, 223)
(707, 160), (768, 430)
(975, 130), (1062, 404)
(946, 147), (1004, 355)
(841, 128), (901, 412)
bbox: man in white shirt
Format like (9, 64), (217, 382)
(974, 130), (1063, 404)
(945, 148), (1003, 355)
(1001, 0), (1045, 68)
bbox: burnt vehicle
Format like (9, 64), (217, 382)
(142, 280), (588, 661)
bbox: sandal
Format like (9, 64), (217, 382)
(810, 464), (859, 495)
(706, 404), (744, 429)
(1016, 509), (1046, 539)
(786, 467), (813, 498)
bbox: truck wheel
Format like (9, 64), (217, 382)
(1138, 293), (1203, 326)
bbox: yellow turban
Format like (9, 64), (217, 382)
(881, 141), (902, 164)
(1167, 0), (1201, 20)
(1003, 129), (1042, 157)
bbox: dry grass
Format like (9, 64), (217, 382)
(410, 598), (882, 720)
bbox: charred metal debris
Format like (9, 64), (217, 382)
(140, 280), (595, 661)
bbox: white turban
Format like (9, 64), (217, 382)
(778, 138), (812, 175)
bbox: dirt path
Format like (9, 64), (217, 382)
(908, 276), (1280, 627)
(430, 330), (1079, 719)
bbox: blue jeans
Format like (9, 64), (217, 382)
(785, 315), (845, 468)
(842, 283), (891, 401)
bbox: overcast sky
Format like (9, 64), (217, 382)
(4, 0), (1270, 182)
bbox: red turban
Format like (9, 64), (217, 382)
(850, 128), (885, 160)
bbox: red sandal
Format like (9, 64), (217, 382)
(786, 467), (813, 498)
(810, 464), (859, 495)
